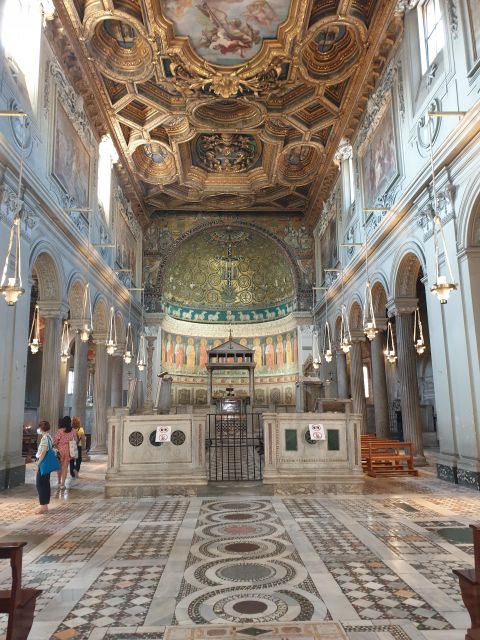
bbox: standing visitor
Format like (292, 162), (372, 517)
(35, 421), (55, 514)
(54, 416), (76, 489)
(70, 416), (85, 478)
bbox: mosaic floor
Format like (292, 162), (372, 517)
(0, 458), (478, 640)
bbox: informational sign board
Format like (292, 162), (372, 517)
(308, 423), (326, 441)
(155, 426), (171, 443)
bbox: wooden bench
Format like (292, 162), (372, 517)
(453, 524), (480, 640)
(0, 542), (41, 640)
(360, 436), (398, 470)
(365, 441), (418, 477)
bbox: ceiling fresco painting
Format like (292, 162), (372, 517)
(160, 0), (293, 66)
(51, 0), (402, 221)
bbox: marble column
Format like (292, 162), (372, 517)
(336, 350), (349, 398)
(143, 336), (157, 412)
(38, 303), (66, 431)
(394, 303), (426, 462)
(71, 329), (88, 424)
(91, 339), (109, 454)
(349, 336), (367, 433)
(110, 354), (123, 408)
(370, 326), (390, 438)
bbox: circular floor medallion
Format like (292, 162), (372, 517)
(224, 513), (254, 521)
(232, 600), (268, 614)
(224, 542), (260, 553)
(218, 563), (273, 582)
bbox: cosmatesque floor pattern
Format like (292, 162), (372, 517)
(0, 458), (478, 640)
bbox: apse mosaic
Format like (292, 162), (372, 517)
(161, 329), (298, 375)
(160, 0), (293, 66)
(162, 226), (295, 322)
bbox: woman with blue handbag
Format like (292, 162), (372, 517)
(35, 420), (59, 514)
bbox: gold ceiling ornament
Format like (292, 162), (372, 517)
(53, 0), (401, 215)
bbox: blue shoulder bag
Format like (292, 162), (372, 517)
(39, 435), (60, 475)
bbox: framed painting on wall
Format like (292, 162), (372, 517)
(360, 97), (399, 209)
(320, 217), (338, 276)
(52, 99), (90, 208)
(467, 0), (480, 62)
(115, 208), (137, 285)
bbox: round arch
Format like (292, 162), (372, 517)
(92, 295), (109, 335)
(370, 278), (388, 317)
(67, 276), (87, 321)
(457, 173), (480, 250)
(114, 310), (126, 345)
(348, 298), (363, 332)
(30, 245), (64, 302)
(151, 219), (304, 302)
(391, 242), (426, 299)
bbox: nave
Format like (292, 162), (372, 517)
(0, 458), (477, 640)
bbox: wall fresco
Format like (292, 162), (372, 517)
(161, 329), (298, 375)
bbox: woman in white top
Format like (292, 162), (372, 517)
(35, 420), (53, 514)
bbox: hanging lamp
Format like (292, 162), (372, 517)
(137, 288), (146, 371)
(339, 271), (352, 353)
(0, 120), (26, 306)
(106, 305), (117, 355)
(384, 319), (397, 364)
(426, 112), (457, 304)
(60, 320), (71, 362)
(124, 322), (134, 364)
(80, 283), (93, 342)
(312, 327), (321, 369)
(414, 307), (426, 355)
(28, 303), (41, 354)
(323, 293), (333, 363)
(363, 280), (378, 340)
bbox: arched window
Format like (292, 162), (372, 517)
(97, 135), (118, 223)
(1, 0), (42, 110)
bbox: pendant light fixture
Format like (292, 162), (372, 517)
(28, 304), (41, 354)
(80, 283), (93, 342)
(60, 320), (71, 362)
(362, 230), (378, 340)
(137, 288), (146, 371)
(414, 307), (426, 355)
(312, 327), (321, 369)
(426, 112), (457, 304)
(323, 293), (333, 363)
(124, 322), (134, 364)
(0, 120), (26, 306)
(106, 305), (117, 355)
(339, 269), (352, 353)
(383, 319), (397, 364)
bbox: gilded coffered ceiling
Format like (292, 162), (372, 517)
(51, 0), (402, 223)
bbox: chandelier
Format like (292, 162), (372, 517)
(363, 280), (378, 341)
(137, 288), (146, 371)
(28, 303), (41, 354)
(106, 305), (117, 355)
(383, 319), (397, 364)
(0, 119), (26, 306)
(323, 291), (333, 363)
(60, 320), (71, 362)
(124, 321), (134, 364)
(414, 307), (426, 354)
(312, 327), (321, 369)
(426, 112), (457, 303)
(80, 283), (93, 342)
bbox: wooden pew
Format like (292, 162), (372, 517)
(0, 542), (41, 640)
(365, 441), (418, 477)
(454, 524), (480, 640)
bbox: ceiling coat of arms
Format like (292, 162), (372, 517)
(195, 133), (260, 172)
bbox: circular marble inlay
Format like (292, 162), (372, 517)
(232, 600), (268, 614)
(224, 513), (254, 521)
(171, 430), (186, 446)
(129, 431), (144, 447)
(224, 542), (260, 553)
(149, 430), (163, 447)
(207, 501), (266, 512)
(218, 563), (273, 582)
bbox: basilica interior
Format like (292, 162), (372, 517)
(1, 0), (480, 639)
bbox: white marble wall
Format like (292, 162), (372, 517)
(313, 0), (480, 489)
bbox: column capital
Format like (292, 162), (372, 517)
(145, 335), (157, 346)
(387, 297), (418, 316)
(38, 300), (69, 319)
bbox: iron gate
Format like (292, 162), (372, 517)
(206, 413), (264, 481)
